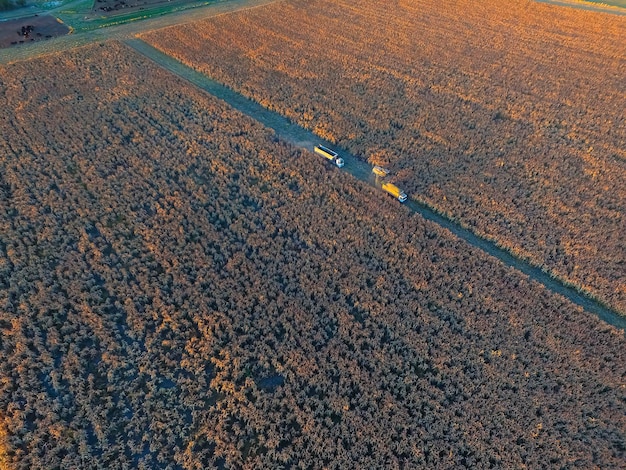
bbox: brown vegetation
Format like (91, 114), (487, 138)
(0, 41), (624, 468)
(142, 0), (626, 315)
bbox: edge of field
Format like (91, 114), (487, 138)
(122, 36), (626, 331)
(535, 0), (626, 14)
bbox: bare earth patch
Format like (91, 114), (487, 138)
(0, 15), (69, 49)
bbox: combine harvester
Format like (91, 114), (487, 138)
(315, 145), (344, 167)
(315, 146), (407, 202)
(372, 166), (407, 203)
(372, 166), (389, 177)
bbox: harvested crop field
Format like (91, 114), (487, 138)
(0, 40), (625, 469)
(142, 0), (626, 316)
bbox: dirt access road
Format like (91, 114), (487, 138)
(125, 37), (626, 333)
(0, 0), (279, 65)
(2, 0), (625, 332)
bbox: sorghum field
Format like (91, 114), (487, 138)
(0, 40), (624, 468)
(143, 0), (626, 315)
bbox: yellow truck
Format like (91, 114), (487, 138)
(314, 145), (344, 168)
(372, 166), (390, 177)
(382, 183), (407, 203)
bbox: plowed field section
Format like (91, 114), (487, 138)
(142, 0), (626, 315)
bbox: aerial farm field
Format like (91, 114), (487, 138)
(142, 0), (626, 316)
(0, 40), (624, 469)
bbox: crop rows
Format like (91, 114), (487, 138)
(142, 0), (626, 315)
(0, 41), (624, 468)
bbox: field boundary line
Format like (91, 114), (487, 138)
(534, 0), (626, 15)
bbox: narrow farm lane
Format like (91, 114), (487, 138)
(125, 37), (626, 333)
(0, 0), (279, 65)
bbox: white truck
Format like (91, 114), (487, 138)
(315, 145), (344, 168)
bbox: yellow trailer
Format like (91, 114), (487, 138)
(314, 145), (344, 167)
(382, 183), (407, 202)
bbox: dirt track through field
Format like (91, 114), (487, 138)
(124, 37), (626, 333)
(1, 0), (624, 331)
(0, 0), (279, 65)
